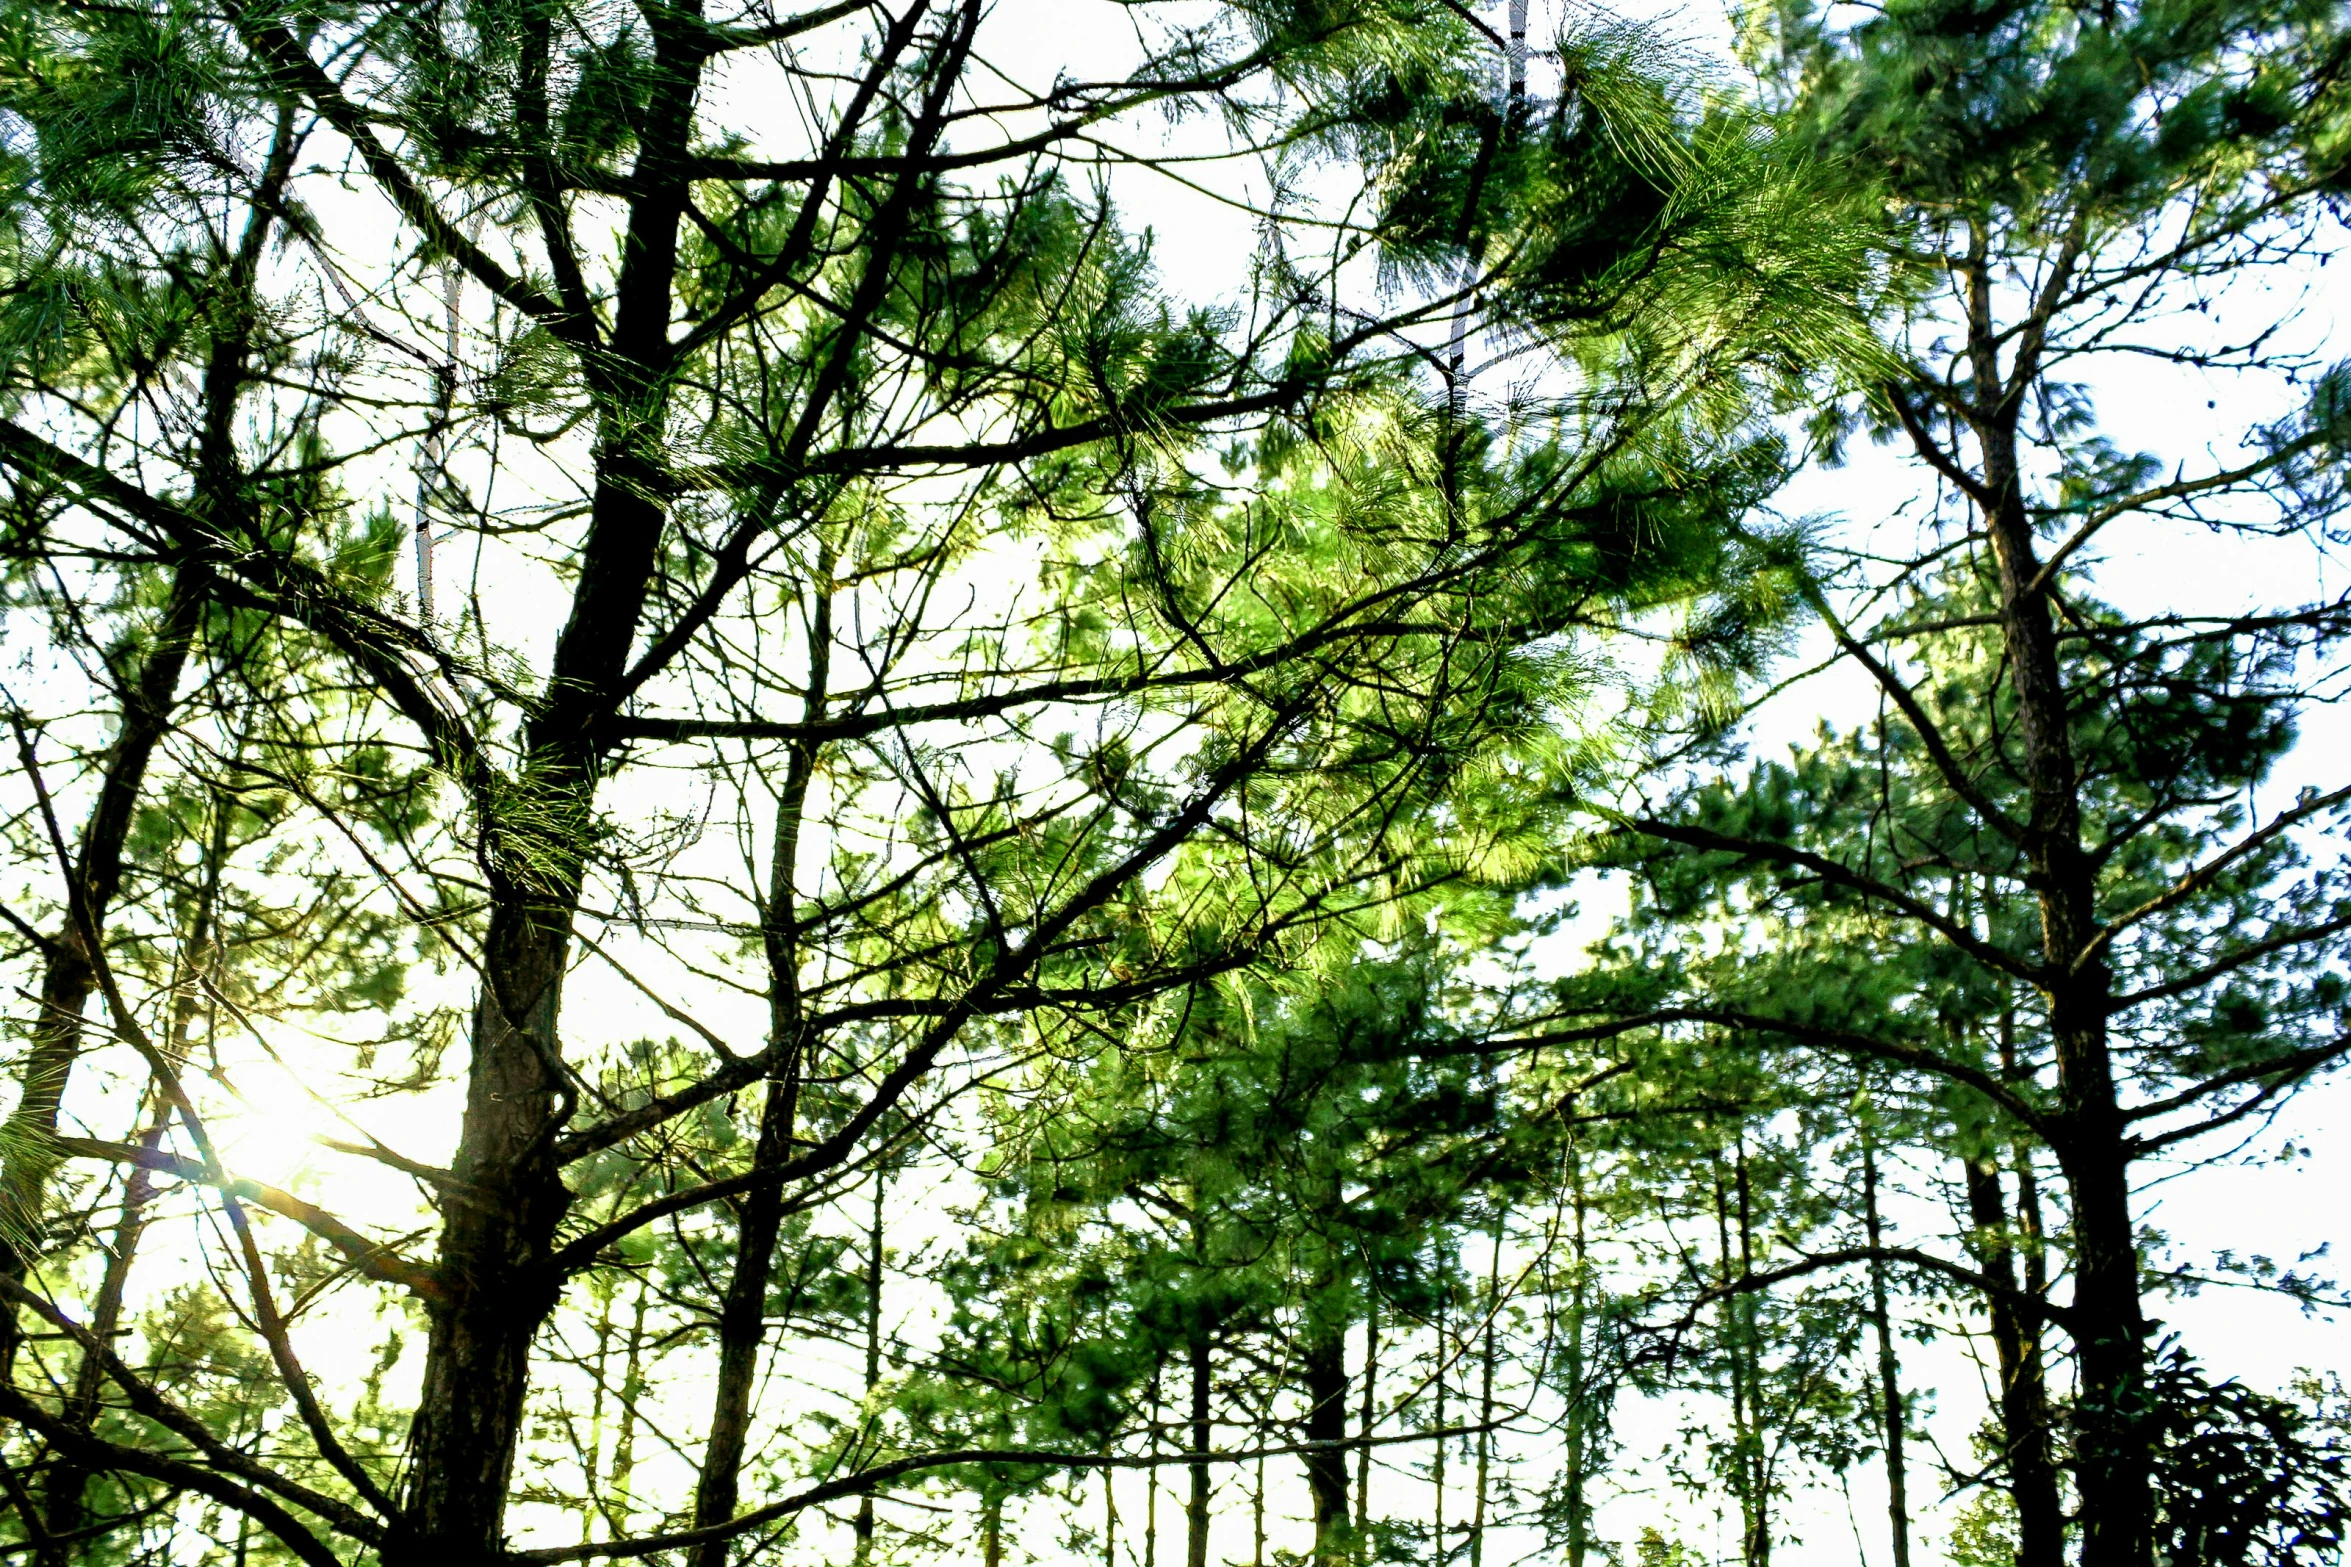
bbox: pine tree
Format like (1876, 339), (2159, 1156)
(1599, 558), (2351, 1564)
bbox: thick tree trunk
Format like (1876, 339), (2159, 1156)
(1302, 1309), (1350, 1565)
(408, 4), (970, 1550)
(1981, 520), (2148, 1562)
(398, 13), (709, 1548)
(2058, 1125), (2151, 1567)
(1960, 236), (2150, 1567)
(403, 905), (576, 1558)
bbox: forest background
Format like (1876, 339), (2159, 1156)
(0, 0), (2347, 1564)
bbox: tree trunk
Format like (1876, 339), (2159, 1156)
(0, 118), (298, 1304)
(1563, 1136), (1592, 1567)
(690, 572), (827, 1564)
(41, 780), (231, 1555)
(1145, 1373), (1161, 1567)
(1470, 1209), (1502, 1567)
(582, 1290), (617, 1545)
(1963, 1153), (2064, 1567)
(1962, 228), (2150, 1567)
(1713, 1146), (1769, 1567)
(398, 11), (710, 1552)
(1432, 1295), (1446, 1560)
(855, 1168), (884, 1566)
(1355, 1296), (1377, 1541)
(2058, 1131), (2149, 1567)
(1187, 1278), (1212, 1567)
(0, 561), (205, 1374)
(686, 1070), (796, 1567)
(1303, 1303), (1350, 1565)
(1860, 1127), (1911, 1567)
(1252, 1449), (1266, 1567)
(595, 1283), (651, 1540)
(35, 1090), (167, 1563)
(403, 902), (577, 1558)
(0, 112), (296, 1334)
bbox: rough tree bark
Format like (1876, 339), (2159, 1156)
(1302, 1296), (1350, 1565)
(396, 5), (711, 1549)
(1956, 218), (2150, 1567)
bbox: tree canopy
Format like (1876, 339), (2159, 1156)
(0, 0), (2345, 1565)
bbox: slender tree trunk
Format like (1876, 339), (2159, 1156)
(1860, 1125), (1912, 1567)
(2002, 1004), (2066, 1567)
(40, 781), (232, 1554)
(1355, 1296), (1377, 1542)
(1186, 1231), (1213, 1567)
(1714, 1148), (1768, 1567)
(686, 1069), (795, 1567)
(583, 1290), (616, 1545)
(602, 1283), (652, 1539)
(855, 1166), (884, 1566)
(1963, 1154), (2064, 1567)
(1183, 1344), (1210, 1567)
(1563, 1137), (1591, 1567)
(690, 561), (829, 1566)
(34, 1089), (167, 1563)
(1470, 1210), (1502, 1567)
(1145, 1373), (1161, 1567)
(1251, 1448), (1265, 1567)
(982, 1493), (1003, 1567)
(1737, 1146), (1769, 1567)
(1432, 1295), (1446, 1563)
(0, 561), (205, 1373)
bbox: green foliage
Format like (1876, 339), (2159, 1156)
(2149, 1348), (2351, 1567)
